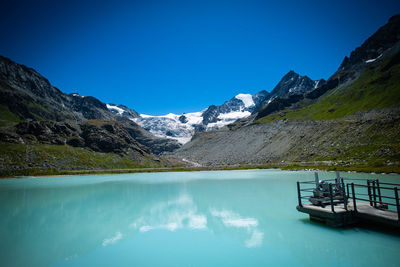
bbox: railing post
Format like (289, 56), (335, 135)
(367, 180), (373, 206)
(297, 182), (302, 207)
(351, 183), (357, 212)
(314, 172), (319, 186)
(372, 180), (377, 208)
(335, 171), (340, 185)
(342, 178), (348, 211)
(376, 179), (382, 205)
(346, 183), (350, 199)
(329, 183), (335, 213)
(394, 187), (400, 221)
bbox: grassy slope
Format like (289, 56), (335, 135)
(2, 54), (400, 176)
(0, 143), (165, 177)
(248, 53), (400, 172)
(0, 104), (20, 126)
(255, 55), (400, 123)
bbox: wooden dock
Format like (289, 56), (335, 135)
(296, 173), (400, 228)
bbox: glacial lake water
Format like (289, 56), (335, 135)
(0, 169), (400, 267)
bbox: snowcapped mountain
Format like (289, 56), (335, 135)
(134, 112), (203, 144)
(106, 71), (324, 144)
(132, 93), (262, 144)
(254, 71), (325, 113)
(106, 103), (139, 119)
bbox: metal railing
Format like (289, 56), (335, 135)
(297, 172), (400, 221)
(347, 181), (400, 220)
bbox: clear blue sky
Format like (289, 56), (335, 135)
(1, 0), (399, 115)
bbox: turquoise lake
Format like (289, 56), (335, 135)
(0, 170), (399, 266)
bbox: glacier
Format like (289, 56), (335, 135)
(131, 93), (256, 144)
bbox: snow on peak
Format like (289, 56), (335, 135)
(235, 94), (255, 108)
(106, 104), (125, 115)
(134, 93), (257, 144)
(71, 93), (84, 98)
(134, 111), (203, 144)
(366, 54), (382, 63)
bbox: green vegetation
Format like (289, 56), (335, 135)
(0, 143), (166, 177)
(0, 104), (20, 126)
(85, 119), (113, 126)
(2, 160), (399, 178)
(255, 53), (400, 123)
(280, 163), (400, 174)
(28, 102), (50, 120)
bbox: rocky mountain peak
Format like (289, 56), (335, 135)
(271, 70), (316, 98)
(106, 103), (139, 119)
(253, 70), (324, 114)
(339, 14), (400, 70)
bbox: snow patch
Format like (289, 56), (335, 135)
(106, 104), (125, 115)
(366, 54), (382, 63)
(134, 112), (203, 144)
(235, 93), (255, 108)
(206, 110), (250, 130)
(71, 93), (84, 98)
(314, 80), (320, 88)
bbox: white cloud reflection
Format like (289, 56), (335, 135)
(102, 231), (122, 246)
(127, 193), (263, 248)
(130, 193), (207, 232)
(245, 230), (264, 248)
(210, 208), (263, 248)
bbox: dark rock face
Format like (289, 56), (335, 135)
(193, 124), (206, 132)
(255, 94), (304, 120)
(16, 121), (78, 144)
(179, 115), (188, 123)
(254, 71), (324, 114)
(80, 122), (146, 155)
(202, 105), (219, 125)
(305, 78), (339, 100)
(0, 55), (182, 157)
(0, 55), (116, 122)
(339, 14), (400, 71)
(11, 120), (149, 156)
(269, 70), (317, 98)
(122, 118), (181, 155)
(69, 95), (113, 120)
(252, 90), (270, 107)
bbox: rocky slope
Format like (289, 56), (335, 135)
(0, 56), (181, 174)
(172, 108), (400, 167)
(132, 71), (322, 144)
(171, 15), (400, 171)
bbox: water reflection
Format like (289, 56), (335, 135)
(0, 171), (399, 267)
(102, 232), (122, 247)
(130, 193), (207, 232)
(210, 208), (263, 247)
(127, 192), (263, 248)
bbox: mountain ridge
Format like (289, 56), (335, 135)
(1, 15), (400, 175)
(128, 70), (322, 144)
(0, 55), (182, 175)
(170, 15), (400, 171)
